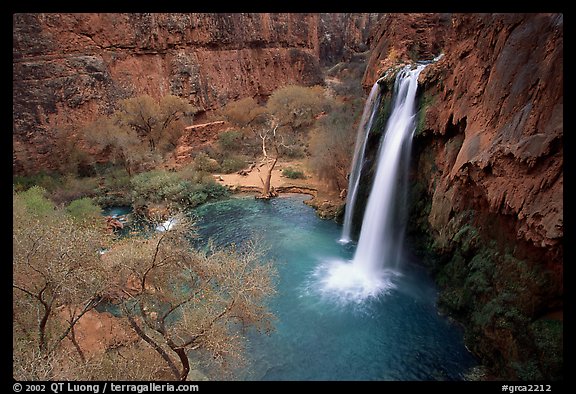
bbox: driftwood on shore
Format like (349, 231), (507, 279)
(183, 120), (225, 130)
(237, 162), (257, 176)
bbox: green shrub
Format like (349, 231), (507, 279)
(282, 167), (306, 179)
(221, 156), (246, 174)
(218, 130), (243, 152)
(194, 152), (221, 173)
(102, 168), (131, 191)
(529, 319), (563, 379)
(66, 198), (102, 221)
(13, 172), (63, 193)
(178, 179), (229, 208)
(13, 186), (55, 216)
(130, 170), (181, 203)
(130, 169), (229, 209)
(511, 360), (544, 381)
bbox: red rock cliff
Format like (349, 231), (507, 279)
(364, 13), (563, 379)
(13, 12), (378, 174)
(365, 12), (562, 266)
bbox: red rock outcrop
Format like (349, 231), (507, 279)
(318, 13), (383, 65)
(422, 13), (562, 262)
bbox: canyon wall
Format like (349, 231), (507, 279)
(364, 13), (563, 380)
(13, 12), (378, 174)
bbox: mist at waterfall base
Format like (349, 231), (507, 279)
(192, 196), (477, 380)
(324, 64), (427, 304)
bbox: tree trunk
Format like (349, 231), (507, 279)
(69, 325), (86, 363)
(259, 156), (278, 199)
(126, 313), (181, 380)
(174, 347), (190, 381)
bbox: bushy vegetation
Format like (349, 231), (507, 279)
(13, 185), (56, 216)
(13, 187), (276, 381)
(193, 152), (222, 173)
(93, 167), (133, 207)
(65, 198), (102, 222)
(282, 167), (306, 179)
(308, 99), (363, 191)
(83, 94), (197, 176)
(13, 173), (100, 206)
(221, 156), (247, 174)
(130, 168), (229, 210)
(218, 130), (243, 152)
(420, 208), (563, 380)
(14, 171), (64, 193)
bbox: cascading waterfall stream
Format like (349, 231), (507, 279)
(353, 63), (425, 271)
(339, 82), (382, 244)
(318, 63), (427, 303)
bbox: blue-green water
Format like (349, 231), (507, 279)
(192, 195), (477, 381)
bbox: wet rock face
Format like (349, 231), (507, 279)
(13, 13), (378, 174)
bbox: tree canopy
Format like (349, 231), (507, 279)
(84, 94), (197, 176)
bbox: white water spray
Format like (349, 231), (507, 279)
(156, 217), (178, 232)
(319, 63), (427, 303)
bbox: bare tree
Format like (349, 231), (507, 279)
(13, 188), (111, 378)
(254, 116), (284, 199)
(103, 214), (277, 380)
(83, 115), (150, 177)
(220, 86), (328, 198)
(116, 95), (197, 152)
(13, 188), (276, 381)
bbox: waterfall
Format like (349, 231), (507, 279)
(352, 63), (425, 272)
(339, 82), (382, 244)
(318, 63), (426, 303)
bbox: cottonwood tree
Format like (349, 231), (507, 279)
(103, 215), (277, 380)
(84, 115), (153, 177)
(220, 97), (267, 129)
(13, 187), (111, 379)
(84, 95), (197, 176)
(117, 95), (197, 152)
(220, 86), (328, 198)
(266, 85), (328, 134)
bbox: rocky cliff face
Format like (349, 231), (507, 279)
(13, 12), (378, 174)
(318, 13), (382, 65)
(364, 13), (563, 380)
(362, 13), (451, 88)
